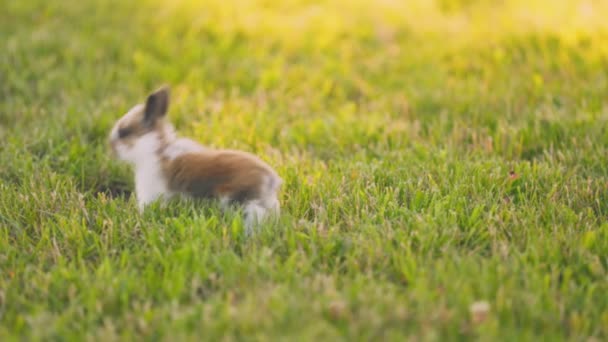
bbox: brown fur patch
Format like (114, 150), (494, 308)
(163, 150), (275, 204)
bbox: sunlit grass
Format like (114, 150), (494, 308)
(1, 0), (608, 340)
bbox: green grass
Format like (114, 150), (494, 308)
(1, 0), (608, 340)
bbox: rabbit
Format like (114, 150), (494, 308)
(109, 86), (282, 232)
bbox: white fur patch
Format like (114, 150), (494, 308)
(219, 195), (231, 209)
(115, 131), (171, 209)
(243, 192), (281, 234)
(120, 132), (159, 164)
(135, 133), (169, 208)
(244, 200), (268, 234)
(162, 138), (205, 160)
(259, 174), (282, 210)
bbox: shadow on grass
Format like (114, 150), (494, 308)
(93, 178), (132, 198)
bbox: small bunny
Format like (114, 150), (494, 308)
(109, 86), (282, 231)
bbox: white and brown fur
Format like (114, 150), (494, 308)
(109, 86), (282, 231)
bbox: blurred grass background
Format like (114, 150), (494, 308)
(1, 0), (608, 340)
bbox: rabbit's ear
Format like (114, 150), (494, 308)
(144, 86), (170, 125)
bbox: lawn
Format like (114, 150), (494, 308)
(1, 0), (608, 340)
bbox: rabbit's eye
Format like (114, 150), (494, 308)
(118, 127), (132, 139)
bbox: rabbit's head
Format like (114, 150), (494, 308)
(109, 86), (174, 165)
